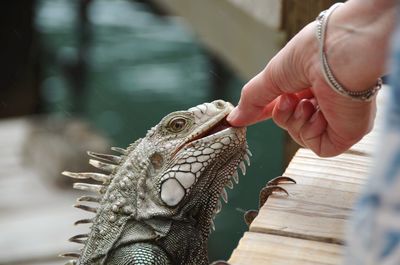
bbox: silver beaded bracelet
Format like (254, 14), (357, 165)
(316, 3), (382, 101)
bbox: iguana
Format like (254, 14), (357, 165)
(61, 100), (251, 265)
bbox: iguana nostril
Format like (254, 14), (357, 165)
(213, 100), (225, 109)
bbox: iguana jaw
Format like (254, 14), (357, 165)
(159, 101), (247, 209)
(160, 121), (246, 209)
(181, 122), (247, 236)
(182, 116), (233, 150)
(174, 103), (235, 157)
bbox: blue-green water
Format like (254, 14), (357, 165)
(36, 0), (284, 261)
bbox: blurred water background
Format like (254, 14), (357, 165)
(0, 0), (284, 263)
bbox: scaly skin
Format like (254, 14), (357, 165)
(61, 100), (250, 265)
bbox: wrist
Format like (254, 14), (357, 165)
(322, 0), (395, 92)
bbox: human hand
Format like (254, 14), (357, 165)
(227, 1), (394, 157)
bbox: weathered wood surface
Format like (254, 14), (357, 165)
(0, 118), (91, 265)
(152, 0), (286, 79)
(250, 149), (367, 245)
(229, 87), (389, 265)
(229, 232), (342, 265)
(228, 89), (388, 264)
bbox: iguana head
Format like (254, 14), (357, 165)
(142, 100), (248, 211)
(62, 100), (250, 264)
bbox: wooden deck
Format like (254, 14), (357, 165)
(152, 0), (285, 79)
(0, 118), (103, 265)
(227, 90), (387, 264)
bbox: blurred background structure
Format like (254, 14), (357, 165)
(0, 0), (337, 264)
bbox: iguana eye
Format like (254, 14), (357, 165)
(167, 117), (187, 132)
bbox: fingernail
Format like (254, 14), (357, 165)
(227, 107), (238, 123)
(278, 95), (290, 111)
(294, 101), (304, 120)
(294, 104), (302, 120)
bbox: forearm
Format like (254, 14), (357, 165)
(324, 0), (397, 91)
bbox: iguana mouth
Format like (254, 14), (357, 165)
(206, 117), (232, 135)
(173, 115), (233, 157)
(191, 116), (232, 142)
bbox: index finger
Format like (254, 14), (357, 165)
(227, 70), (282, 127)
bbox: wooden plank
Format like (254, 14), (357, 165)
(348, 131), (379, 157)
(282, 0), (338, 39)
(0, 163), (89, 264)
(228, 232), (342, 265)
(287, 149), (371, 183)
(0, 204), (88, 265)
(249, 148), (370, 244)
(227, 0), (283, 29)
(153, 0), (286, 79)
(349, 87), (387, 156)
(0, 117), (101, 265)
(249, 184), (355, 244)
